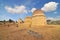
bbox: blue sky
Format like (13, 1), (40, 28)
(0, 0), (60, 21)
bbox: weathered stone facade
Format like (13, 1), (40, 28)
(31, 10), (47, 26)
(17, 10), (47, 29)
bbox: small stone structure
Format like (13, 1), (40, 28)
(23, 16), (32, 29)
(17, 19), (23, 29)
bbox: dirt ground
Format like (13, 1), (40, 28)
(0, 23), (60, 40)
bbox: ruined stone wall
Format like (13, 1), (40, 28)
(23, 17), (32, 29)
(17, 19), (24, 29)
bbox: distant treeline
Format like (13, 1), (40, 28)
(0, 19), (60, 25)
(47, 20), (60, 25)
(0, 19), (15, 23)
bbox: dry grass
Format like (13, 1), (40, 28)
(0, 23), (60, 40)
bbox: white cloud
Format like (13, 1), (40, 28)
(41, 2), (59, 12)
(47, 17), (60, 21)
(5, 5), (27, 14)
(0, 15), (10, 21)
(0, 15), (17, 21)
(47, 17), (54, 20)
(31, 8), (37, 13)
(53, 11), (58, 14)
(57, 16), (60, 18)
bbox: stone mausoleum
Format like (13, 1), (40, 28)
(31, 10), (47, 27)
(17, 10), (47, 29)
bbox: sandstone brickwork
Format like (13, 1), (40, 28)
(31, 10), (47, 27)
